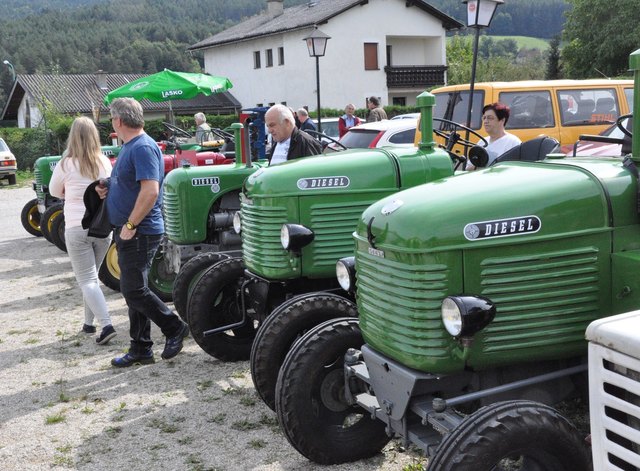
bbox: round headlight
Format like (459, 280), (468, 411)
(280, 224), (291, 250)
(441, 297), (462, 337)
(336, 261), (352, 292)
(233, 211), (242, 234)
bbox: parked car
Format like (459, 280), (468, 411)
(313, 117), (340, 141)
(391, 112), (420, 120)
(327, 118), (417, 151)
(0, 138), (17, 185)
(424, 79), (633, 149)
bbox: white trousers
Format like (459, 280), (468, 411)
(64, 226), (112, 329)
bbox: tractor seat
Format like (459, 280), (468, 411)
(492, 136), (560, 165)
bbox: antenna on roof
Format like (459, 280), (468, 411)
(594, 68), (611, 80)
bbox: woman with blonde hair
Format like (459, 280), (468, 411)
(50, 116), (116, 345)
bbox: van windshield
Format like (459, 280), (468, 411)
(434, 91), (485, 131)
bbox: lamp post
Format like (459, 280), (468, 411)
(303, 27), (330, 134)
(463, 0), (502, 139)
(3, 60), (15, 82)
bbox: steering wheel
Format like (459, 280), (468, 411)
(616, 113), (633, 138)
(162, 122), (192, 139)
(432, 118), (488, 169)
(304, 130), (348, 151)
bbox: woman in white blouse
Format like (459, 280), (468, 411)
(50, 117), (116, 345)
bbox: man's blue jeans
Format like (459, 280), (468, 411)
(115, 230), (182, 354)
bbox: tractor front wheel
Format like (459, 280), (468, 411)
(427, 400), (592, 470)
(172, 251), (232, 321)
(98, 241), (120, 291)
(276, 317), (389, 464)
(187, 257), (256, 361)
(20, 198), (42, 237)
(148, 241), (175, 302)
(50, 212), (67, 252)
(41, 203), (64, 243)
(251, 292), (357, 411)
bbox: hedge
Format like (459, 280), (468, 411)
(0, 105), (420, 171)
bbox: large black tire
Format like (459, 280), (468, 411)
(41, 203), (64, 243)
(148, 243), (174, 302)
(20, 198), (42, 237)
(427, 400), (592, 471)
(172, 251), (232, 321)
(187, 257), (256, 361)
(251, 293), (357, 411)
(275, 317), (390, 464)
(49, 212), (67, 252)
(98, 241), (120, 291)
(7, 174), (16, 185)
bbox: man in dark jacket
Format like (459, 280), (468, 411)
(266, 104), (322, 165)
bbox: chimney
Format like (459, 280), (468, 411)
(95, 70), (108, 90)
(267, 0), (284, 18)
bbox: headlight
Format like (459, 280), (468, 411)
(441, 295), (496, 338)
(233, 212), (242, 234)
(336, 257), (356, 292)
(280, 224), (314, 251)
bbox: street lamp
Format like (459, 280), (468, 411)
(463, 0), (503, 139)
(3, 60), (16, 82)
(303, 27), (330, 134)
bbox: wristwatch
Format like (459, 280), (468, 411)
(125, 221), (137, 230)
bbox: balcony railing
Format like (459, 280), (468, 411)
(384, 65), (447, 89)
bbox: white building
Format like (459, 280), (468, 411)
(189, 0), (462, 111)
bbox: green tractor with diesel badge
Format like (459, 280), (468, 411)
(154, 108), (270, 307)
(185, 95), (492, 405)
(272, 48), (640, 469)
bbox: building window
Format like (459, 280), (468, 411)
(278, 47), (285, 66)
(364, 43), (379, 70)
(392, 97), (406, 106)
(253, 51), (261, 69)
(266, 49), (273, 67)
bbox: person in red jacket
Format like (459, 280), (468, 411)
(338, 103), (361, 137)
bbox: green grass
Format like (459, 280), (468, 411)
(448, 35), (550, 51)
(496, 35), (550, 50)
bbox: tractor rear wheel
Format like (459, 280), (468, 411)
(172, 251), (231, 321)
(98, 241), (120, 291)
(41, 203), (64, 243)
(427, 400), (591, 471)
(20, 198), (42, 237)
(187, 257), (256, 361)
(251, 293), (357, 411)
(50, 212), (67, 252)
(276, 317), (389, 464)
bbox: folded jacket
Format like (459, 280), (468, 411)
(81, 180), (112, 238)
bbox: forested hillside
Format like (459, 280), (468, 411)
(0, 0), (569, 114)
(430, 0), (569, 39)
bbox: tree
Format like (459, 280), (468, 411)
(545, 35), (562, 80)
(562, 0), (640, 78)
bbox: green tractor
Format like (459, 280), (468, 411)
(20, 146), (121, 250)
(152, 108), (270, 305)
(20, 123), (236, 294)
(273, 49), (640, 468)
(153, 120), (269, 305)
(185, 94), (487, 388)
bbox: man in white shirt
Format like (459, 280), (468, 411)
(467, 102), (521, 170)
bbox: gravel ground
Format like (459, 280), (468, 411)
(0, 185), (425, 471)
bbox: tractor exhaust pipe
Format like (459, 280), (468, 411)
(417, 91), (436, 152)
(631, 49), (640, 164)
